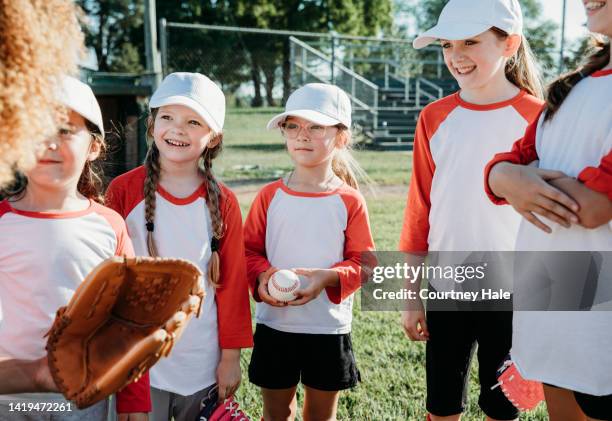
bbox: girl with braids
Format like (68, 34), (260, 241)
(105, 72), (252, 421)
(0, 77), (150, 420)
(485, 1), (612, 419)
(400, 0), (544, 419)
(244, 83), (375, 421)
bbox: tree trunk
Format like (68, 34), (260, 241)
(250, 60), (263, 107)
(263, 66), (275, 106)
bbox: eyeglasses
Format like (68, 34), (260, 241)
(280, 122), (336, 140)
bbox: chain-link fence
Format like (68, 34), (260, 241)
(160, 21), (452, 108)
(159, 22), (565, 148)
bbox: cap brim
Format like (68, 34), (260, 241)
(149, 95), (222, 132)
(266, 109), (341, 130)
(58, 77), (105, 137)
(62, 99), (105, 136)
(413, 22), (492, 49)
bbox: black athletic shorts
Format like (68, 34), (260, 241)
(425, 298), (518, 420)
(248, 323), (361, 391)
(546, 384), (612, 420)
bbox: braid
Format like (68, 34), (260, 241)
(545, 38), (610, 122)
(144, 142), (161, 256)
(199, 134), (224, 287)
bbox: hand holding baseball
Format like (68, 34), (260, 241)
(289, 268), (339, 306)
(257, 269), (288, 307)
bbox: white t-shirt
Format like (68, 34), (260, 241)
(486, 69), (612, 395)
(106, 166), (253, 396)
(244, 180), (375, 334)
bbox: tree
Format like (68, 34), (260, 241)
(78, 0), (145, 72)
(233, 0), (393, 105)
(79, 0), (393, 104)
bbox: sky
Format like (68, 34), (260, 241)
(397, 0), (590, 44)
(541, 0), (589, 42)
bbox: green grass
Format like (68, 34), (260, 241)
(217, 108), (548, 420)
(217, 108), (411, 186)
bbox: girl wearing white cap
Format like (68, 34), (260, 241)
(399, 0), (544, 420)
(244, 83), (375, 421)
(486, 0), (612, 418)
(105, 72), (252, 421)
(0, 77), (149, 420)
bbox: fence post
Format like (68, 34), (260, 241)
(145, 1), (162, 88)
(330, 32), (336, 83)
(373, 91), (378, 130)
(437, 50), (442, 78)
(301, 47), (307, 84)
(416, 79), (421, 108)
(384, 63), (389, 89)
(289, 37), (295, 89)
(405, 76), (410, 102)
(159, 18), (168, 79)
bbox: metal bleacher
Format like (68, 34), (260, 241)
(289, 36), (458, 150)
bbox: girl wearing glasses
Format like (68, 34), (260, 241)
(243, 83), (375, 421)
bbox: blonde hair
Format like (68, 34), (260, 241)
(491, 27), (544, 99)
(143, 109), (225, 287)
(331, 126), (373, 191)
(0, 120), (107, 203)
(0, 0), (84, 187)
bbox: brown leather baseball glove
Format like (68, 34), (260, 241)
(45, 256), (205, 409)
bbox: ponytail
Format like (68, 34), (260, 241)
(331, 127), (374, 191)
(545, 37), (610, 122)
(491, 28), (544, 99)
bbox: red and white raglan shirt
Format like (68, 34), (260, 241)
(105, 166), (253, 396)
(485, 69), (612, 396)
(0, 200), (150, 413)
(399, 91), (543, 292)
(244, 179), (375, 334)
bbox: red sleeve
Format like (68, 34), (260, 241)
(215, 186), (254, 349)
(484, 109), (544, 205)
(578, 149), (612, 200)
(115, 375), (151, 413)
(113, 219), (149, 413)
(92, 203), (136, 258)
(327, 191), (376, 304)
(104, 166), (146, 219)
(243, 186), (276, 302)
(99, 186), (150, 413)
(104, 177), (126, 217)
(398, 111), (436, 253)
(0, 200), (11, 218)
(115, 222), (135, 258)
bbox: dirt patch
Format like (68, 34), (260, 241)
(227, 180), (408, 203)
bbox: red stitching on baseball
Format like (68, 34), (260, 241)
(271, 277), (297, 293)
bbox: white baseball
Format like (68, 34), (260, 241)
(268, 270), (300, 302)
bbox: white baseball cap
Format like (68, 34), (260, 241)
(149, 72), (226, 132)
(413, 0), (523, 50)
(267, 83), (352, 130)
(59, 76), (105, 137)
